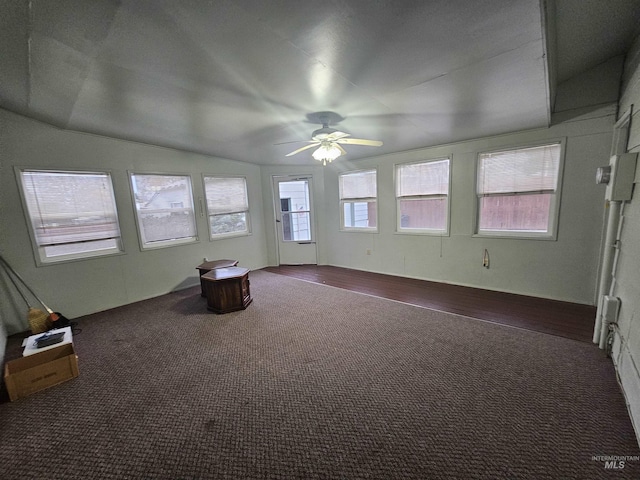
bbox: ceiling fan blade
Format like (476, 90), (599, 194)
(337, 138), (383, 147)
(327, 131), (350, 141)
(312, 130), (350, 141)
(285, 142), (320, 156)
(274, 140), (315, 146)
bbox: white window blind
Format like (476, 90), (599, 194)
(339, 170), (377, 199)
(339, 170), (377, 230)
(204, 177), (248, 214)
(203, 176), (250, 238)
(476, 143), (562, 237)
(395, 159), (450, 232)
(477, 144), (561, 195)
(130, 173), (197, 247)
(397, 159), (449, 197)
(19, 170), (122, 262)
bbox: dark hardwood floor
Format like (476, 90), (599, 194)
(262, 265), (596, 343)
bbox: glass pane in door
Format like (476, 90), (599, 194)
(278, 180), (311, 242)
(281, 212), (310, 241)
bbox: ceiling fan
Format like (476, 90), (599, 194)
(280, 112), (383, 165)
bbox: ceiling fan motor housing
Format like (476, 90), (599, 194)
(311, 126), (340, 140)
(283, 112), (382, 160)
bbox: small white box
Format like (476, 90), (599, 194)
(22, 326), (73, 356)
(606, 153), (638, 201)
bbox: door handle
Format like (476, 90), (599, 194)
(276, 219), (281, 223)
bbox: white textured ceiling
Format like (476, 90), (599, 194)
(1, 0), (639, 165)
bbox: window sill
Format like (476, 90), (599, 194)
(36, 248), (126, 267)
(339, 227), (378, 233)
(140, 237), (199, 250)
(210, 232), (251, 241)
(395, 229), (449, 236)
(473, 231), (557, 241)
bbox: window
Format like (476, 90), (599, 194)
(18, 169), (123, 263)
(476, 143), (562, 237)
(130, 173), (197, 248)
(277, 179), (312, 241)
(203, 176), (250, 239)
(396, 159), (450, 233)
(339, 169), (377, 230)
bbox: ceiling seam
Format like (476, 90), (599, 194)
(405, 38), (546, 92)
(539, 0), (556, 126)
(26, 0), (33, 109)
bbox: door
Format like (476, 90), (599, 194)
(273, 176), (317, 265)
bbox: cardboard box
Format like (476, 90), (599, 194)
(4, 344), (79, 401)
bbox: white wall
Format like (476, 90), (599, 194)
(320, 107), (614, 304)
(610, 33), (640, 439)
(0, 109), (268, 336)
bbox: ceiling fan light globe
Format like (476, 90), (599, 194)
(312, 143), (342, 164)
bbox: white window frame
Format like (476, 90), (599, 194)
(203, 175), (251, 240)
(339, 169), (378, 232)
(395, 158), (451, 235)
(129, 172), (198, 250)
(15, 167), (124, 265)
(474, 140), (565, 240)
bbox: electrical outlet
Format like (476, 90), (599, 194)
(482, 249), (489, 268)
(366, 249), (372, 255)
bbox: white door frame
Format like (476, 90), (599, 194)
(272, 175), (318, 265)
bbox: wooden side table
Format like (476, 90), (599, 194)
(201, 267), (252, 314)
(196, 259), (239, 296)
